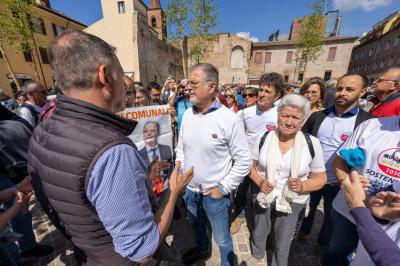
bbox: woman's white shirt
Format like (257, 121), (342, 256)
(251, 132), (326, 204)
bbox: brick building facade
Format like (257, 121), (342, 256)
(187, 34), (356, 86)
(348, 11), (400, 81)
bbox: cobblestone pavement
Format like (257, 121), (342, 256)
(21, 197), (324, 266)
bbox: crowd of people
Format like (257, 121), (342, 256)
(0, 29), (400, 266)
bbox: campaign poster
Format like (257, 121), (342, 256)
(119, 105), (173, 197)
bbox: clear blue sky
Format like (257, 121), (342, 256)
(50, 0), (399, 42)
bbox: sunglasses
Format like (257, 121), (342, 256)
(225, 94), (234, 99)
(243, 93), (257, 98)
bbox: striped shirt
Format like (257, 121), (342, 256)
(87, 144), (160, 261)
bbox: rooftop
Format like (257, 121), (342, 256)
(253, 36), (358, 47)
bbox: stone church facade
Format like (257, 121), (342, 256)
(187, 34), (357, 86)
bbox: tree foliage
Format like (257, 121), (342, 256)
(295, 0), (325, 72)
(0, 0), (41, 88)
(165, 0), (218, 64)
(0, 0), (35, 53)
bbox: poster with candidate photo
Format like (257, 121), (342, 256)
(119, 105), (173, 197)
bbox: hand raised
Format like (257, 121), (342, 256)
(169, 162), (193, 194)
(368, 191), (400, 221)
(148, 157), (170, 180)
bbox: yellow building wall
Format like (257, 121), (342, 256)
(0, 5), (85, 97)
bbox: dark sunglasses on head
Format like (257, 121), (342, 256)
(243, 93), (257, 98)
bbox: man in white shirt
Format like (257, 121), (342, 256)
(176, 63), (251, 266)
(300, 74), (374, 252)
(231, 72), (283, 233)
(329, 116), (400, 266)
(19, 80), (47, 127)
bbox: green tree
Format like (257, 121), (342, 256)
(0, 0), (41, 91)
(165, 0), (218, 75)
(294, 0), (325, 81)
(164, 0), (191, 77)
(189, 0), (218, 64)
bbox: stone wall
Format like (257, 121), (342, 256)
(135, 12), (183, 85)
(186, 34), (355, 86)
(249, 38), (356, 84)
(187, 34), (252, 84)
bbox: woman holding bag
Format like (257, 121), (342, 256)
(249, 94), (327, 266)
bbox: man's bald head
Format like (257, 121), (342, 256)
(23, 80), (45, 94)
(23, 80), (47, 107)
(373, 67), (400, 100)
(384, 67), (400, 81)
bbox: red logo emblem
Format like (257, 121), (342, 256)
(266, 124), (277, 131)
(340, 131), (352, 142)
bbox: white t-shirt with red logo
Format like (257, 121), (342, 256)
(332, 116), (400, 266)
(238, 105), (278, 149)
(317, 113), (357, 184)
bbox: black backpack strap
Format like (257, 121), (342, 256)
(303, 133), (315, 159)
(21, 103), (39, 124)
(258, 131), (315, 159)
(259, 131), (271, 152)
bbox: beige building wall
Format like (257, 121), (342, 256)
(85, 0), (183, 85)
(249, 40), (356, 83)
(0, 5), (85, 97)
(186, 34), (356, 85)
(85, 0), (138, 78)
(187, 34), (252, 84)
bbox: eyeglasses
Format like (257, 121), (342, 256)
(188, 79), (214, 89)
(374, 78), (398, 84)
(242, 93), (257, 98)
(225, 94), (234, 99)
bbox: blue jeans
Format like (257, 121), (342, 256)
(0, 175), (37, 252)
(183, 190), (234, 266)
(301, 184), (340, 248)
(323, 209), (358, 266)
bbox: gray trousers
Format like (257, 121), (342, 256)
(251, 196), (305, 266)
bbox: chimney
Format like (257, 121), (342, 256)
(150, 0), (160, 9)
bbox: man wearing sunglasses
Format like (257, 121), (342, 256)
(370, 67), (400, 117)
(19, 80), (47, 128)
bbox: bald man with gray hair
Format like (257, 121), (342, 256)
(370, 67), (400, 117)
(18, 80), (47, 127)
